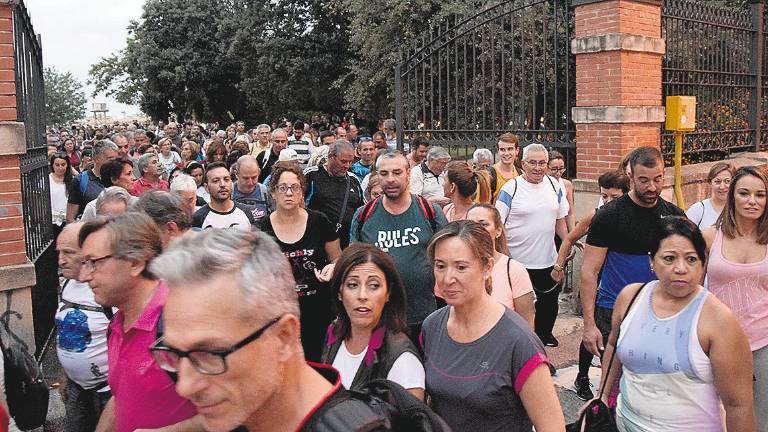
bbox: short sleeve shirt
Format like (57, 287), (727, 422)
(107, 282), (196, 432)
(232, 183), (272, 223)
(67, 170), (107, 215)
(350, 196), (448, 324)
(587, 194), (685, 309)
(495, 175), (569, 268)
(260, 210), (339, 362)
(192, 202), (257, 230)
(421, 307), (549, 431)
(490, 255), (534, 310)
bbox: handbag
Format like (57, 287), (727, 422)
(565, 284), (645, 432)
(0, 292), (50, 431)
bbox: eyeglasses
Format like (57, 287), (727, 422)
(712, 179), (731, 187)
(276, 184), (301, 195)
(81, 255), (114, 273)
(549, 167), (565, 172)
(149, 316), (282, 376)
(525, 160), (549, 167)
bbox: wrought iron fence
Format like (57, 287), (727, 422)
(662, 0), (762, 162)
(395, 0), (576, 177)
(14, 2), (51, 262)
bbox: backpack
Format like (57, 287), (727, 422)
(305, 379), (451, 432)
(502, 176), (561, 225)
(356, 195), (437, 241)
(0, 293), (49, 430)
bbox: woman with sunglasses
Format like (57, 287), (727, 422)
(260, 163), (341, 362)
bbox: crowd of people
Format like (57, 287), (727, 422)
(30, 118), (767, 432)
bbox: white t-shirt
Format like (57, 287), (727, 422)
(685, 199), (720, 228)
(197, 185), (210, 203)
(158, 151), (181, 175)
(331, 340), (425, 391)
(49, 174), (68, 226)
(495, 175), (569, 269)
(410, 164), (445, 201)
(55, 279), (111, 390)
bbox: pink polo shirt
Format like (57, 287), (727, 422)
(130, 176), (169, 197)
(107, 281), (196, 432)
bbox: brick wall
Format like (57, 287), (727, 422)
(572, 0), (664, 180)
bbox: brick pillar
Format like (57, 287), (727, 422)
(571, 0), (665, 180)
(0, 0), (37, 352)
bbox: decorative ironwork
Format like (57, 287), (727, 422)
(395, 0), (576, 177)
(662, 0), (759, 162)
(14, 2), (51, 262)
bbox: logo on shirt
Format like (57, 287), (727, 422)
(375, 227), (422, 251)
(56, 309), (92, 353)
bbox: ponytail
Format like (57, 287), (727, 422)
(473, 168), (492, 204)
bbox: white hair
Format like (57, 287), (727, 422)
(170, 174), (197, 193)
(95, 186), (132, 214)
(150, 229), (300, 320)
(522, 143), (548, 161)
(473, 148), (493, 164)
(426, 146), (450, 162)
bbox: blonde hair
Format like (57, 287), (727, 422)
(445, 161), (492, 204)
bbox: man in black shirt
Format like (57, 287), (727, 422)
(66, 139), (119, 222)
(256, 129), (289, 183)
(577, 146), (685, 393)
(304, 141), (363, 248)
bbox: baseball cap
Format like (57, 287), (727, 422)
(278, 148), (299, 161)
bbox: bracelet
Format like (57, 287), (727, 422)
(553, 264), (564, 272)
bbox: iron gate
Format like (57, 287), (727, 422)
(394, 0), (576, 177)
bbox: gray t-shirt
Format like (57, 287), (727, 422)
(421, 307), (549, 431)
(350, 195), (447, 324)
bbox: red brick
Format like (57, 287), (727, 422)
(0, 180), (19, 193)
(0, 228), (23, 242)
(0, 107), (16, 120)
(0, 191), (22, 203)
(0, 252), (27, 266)
(0, 204), (22, 218)
(0, 216), (23, 230)
(0, 167), (20, 181)
(0, 69), (13, 82)
(0, 239), (25, 255)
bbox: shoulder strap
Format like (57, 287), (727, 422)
(597, 283), (646, 398)
(697, 201), (706, 226)
(356, 197), (380, 240)
(507, 257), (513, 290)
(415, 195), (437, 233)
(336, 175), (352, 232)
(79, 171), (90, 195)
(546, 175), (560, 203)
(503, 178), (519, 225)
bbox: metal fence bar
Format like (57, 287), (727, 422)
(752, 1), (764, 152)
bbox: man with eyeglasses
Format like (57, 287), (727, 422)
(192, 162), (257, 231)
(495, 143), (569, 349)
(78, 213), (202, 432)
(149, 229), (444, 431)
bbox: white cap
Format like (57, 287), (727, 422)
(278, 148), (299, 161)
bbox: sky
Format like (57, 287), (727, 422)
(25, 0), (146, 118)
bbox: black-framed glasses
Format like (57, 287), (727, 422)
(149, 316), (282, 376)
(549, 167), (566, 172)
(81, 255), (114, 273)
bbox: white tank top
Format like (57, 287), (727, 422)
(615, 281), (722, 431)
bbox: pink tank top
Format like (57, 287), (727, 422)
(707, 229), (768, 351)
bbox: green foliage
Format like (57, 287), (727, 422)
(44, 67), (87, 126)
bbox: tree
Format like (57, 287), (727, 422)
(44, 67), (87, 126)
(89, 0), (243, 122)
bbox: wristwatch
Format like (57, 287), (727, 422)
(553, 264), (564, 272)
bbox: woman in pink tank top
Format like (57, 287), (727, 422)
(703, 166), (768, 432)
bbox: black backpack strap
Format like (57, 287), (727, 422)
(507, 257), (513, 290)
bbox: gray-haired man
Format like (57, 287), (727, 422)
(495, 143), (569, 347)
(304, 140), (363, 248)
(66, 139), (119, 222)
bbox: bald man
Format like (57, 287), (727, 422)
(232, 155), (274, 222)
(55, 222), (113, 432)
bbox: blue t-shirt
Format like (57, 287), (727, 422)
(350, 195), (447, 324)
(586, 195), (685, 309)
(349, 160), (372, 183)
(231, 183), (273, 223)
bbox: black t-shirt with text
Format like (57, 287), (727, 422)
(260, 210), (339, 362)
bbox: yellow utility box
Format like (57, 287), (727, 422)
(665, 96), (696, 131)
